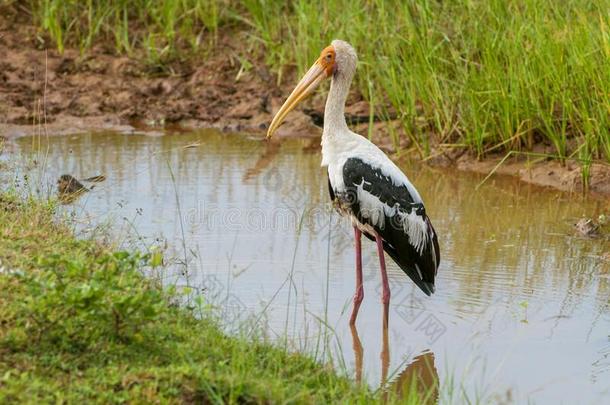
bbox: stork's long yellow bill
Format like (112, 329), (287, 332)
(266, 62), (326, 138)
(267, 46), (336, 139)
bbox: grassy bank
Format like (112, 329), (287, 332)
(11, 1), (610, 166)
(0, 192), (380, 403)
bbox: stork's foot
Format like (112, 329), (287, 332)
(349, 286), (364, 325)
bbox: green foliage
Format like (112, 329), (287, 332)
(0, 192), (377, 403)
(260, 0), (610, 164)
(238, 0), (290, 83)
(29, 0), (225, 55)
(8, 251), (163, 351)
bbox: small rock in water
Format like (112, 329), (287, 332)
(574, 218), (600, 237)
(57, 174), (89, 194)
(57, 175), (89, 203)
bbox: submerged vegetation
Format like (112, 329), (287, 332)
(0, 192), (384, 403)
(12, 1), (610, 165)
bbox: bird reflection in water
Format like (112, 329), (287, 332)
(242, 135), (321, 183)
(350, 304), (439, 404)
(242, 138), (281, 181)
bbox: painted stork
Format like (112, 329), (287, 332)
(267, 40), (440, 325)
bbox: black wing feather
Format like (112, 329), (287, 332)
(341, 158), (440, 296)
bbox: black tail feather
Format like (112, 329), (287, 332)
(382, 240), (435, 296)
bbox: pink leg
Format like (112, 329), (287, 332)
(375, 231), (391, 306)
(349, 227), (364, 325)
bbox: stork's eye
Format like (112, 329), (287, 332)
(326, 53), (332, 61)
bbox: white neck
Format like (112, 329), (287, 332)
(321, 73), (353, 167)
(323, 72), (351, 136)
(320, 45), (358, 167)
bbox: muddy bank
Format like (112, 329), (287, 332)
(1, 16), (608, 198)
(0, 13), (409, 146)
(454, 157), (610, 197)
(0, 19), (280, 135)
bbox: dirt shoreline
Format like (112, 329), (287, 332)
(1, 18), (609, 198)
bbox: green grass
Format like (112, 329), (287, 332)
(247, 0), (610, 165)
(0, 191), (385, 403)
(24, 0), (225, 68)
(13, 1), (610, 167)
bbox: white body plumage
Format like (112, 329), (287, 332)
(266, 39), (440, 297)
(321, 41), (439, 295)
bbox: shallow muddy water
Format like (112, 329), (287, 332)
(11, 130), (610, 404)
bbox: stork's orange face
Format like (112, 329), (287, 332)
(318, 46), (336, 76)
(266, 44), (336, 138)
